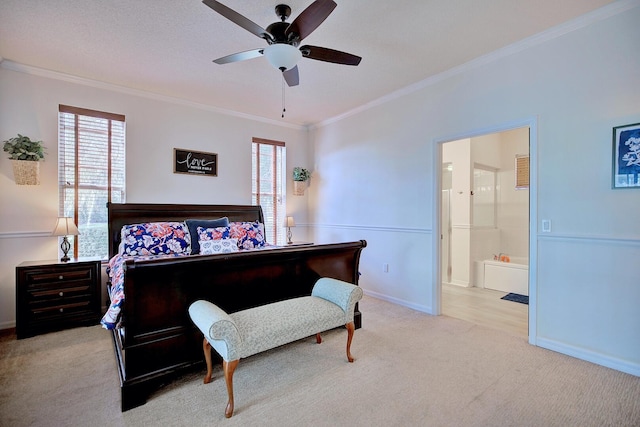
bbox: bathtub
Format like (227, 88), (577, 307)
(483, 257), (529, 296)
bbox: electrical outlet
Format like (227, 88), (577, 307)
(542, 219), (551, 233)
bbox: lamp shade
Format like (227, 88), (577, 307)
(263, 44), (302, 71)
(52, 217), (80, 237)
(284, 216), (296, 228)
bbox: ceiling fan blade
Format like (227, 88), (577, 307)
(283, 66), (300, 87)
(213, 48), (264, 65)
(203, 0), (272, 41)
(300, 45), (361, 66)
(285, 0), (336, 42)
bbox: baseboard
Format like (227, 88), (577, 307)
(363, 289), (433, 315)
(537, 337), (640, 377)
(0, 321), (16, 331)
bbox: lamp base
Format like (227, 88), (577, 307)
(60, 236), (71, 262)
(287, 227), (293, 244)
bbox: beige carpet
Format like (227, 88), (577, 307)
(1, 296), (639, 427)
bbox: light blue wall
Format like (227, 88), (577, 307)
(310, 4), (640, 375)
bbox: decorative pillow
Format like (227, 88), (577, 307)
(228, 221), (266, 249)
(185, 217), (229, 254)
(120, 222), (190, 256)
(197, 225), (228, 242)
(199, 238), (239, 255)
(197, 221), (266, 250)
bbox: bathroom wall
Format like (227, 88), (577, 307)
(442, 138), (471, 287)
(443, 128), (529, 288)
(497, 128), (530, 259)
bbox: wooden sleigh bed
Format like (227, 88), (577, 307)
(104, 202), (366, 411)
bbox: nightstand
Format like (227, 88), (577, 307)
(16, 259), (102, 339)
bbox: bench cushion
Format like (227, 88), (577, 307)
(231, 296), (344, 359)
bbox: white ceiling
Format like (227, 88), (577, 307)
(0, 0), (616, 127)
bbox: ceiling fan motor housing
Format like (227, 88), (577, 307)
(266, 21), (298, 45)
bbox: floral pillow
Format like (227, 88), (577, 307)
(197, 221), (266, 250)
(229, 221), (266, 249)
(199, 238), (239, 255)
(121, 222), (191, 256)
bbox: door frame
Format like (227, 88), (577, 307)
(431, 117), (538, 345)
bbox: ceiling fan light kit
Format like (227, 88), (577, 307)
(263, 44), (302, 71)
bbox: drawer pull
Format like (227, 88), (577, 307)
(59, 292), (64, 297)
(58, 275), (64, 280)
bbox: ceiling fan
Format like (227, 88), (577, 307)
(203, 0), (362, 87)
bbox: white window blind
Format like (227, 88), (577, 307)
(252, 138), (286, 245)
(58, 105), (126, 260)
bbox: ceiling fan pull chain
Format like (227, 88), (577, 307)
(281, 75), (286, 118)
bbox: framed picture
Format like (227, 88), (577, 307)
(174, 148), (217, 177)
(612, 122), (640, 189)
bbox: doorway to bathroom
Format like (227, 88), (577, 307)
(439, 126), (530, 338)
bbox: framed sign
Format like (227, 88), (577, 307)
(612, 122), (640, 189)
(174, 148), (217, 177)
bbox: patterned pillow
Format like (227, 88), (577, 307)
(228, 221), (266, 249)
(185, 217), (229, 254)
(199, 238), (239, 255)
(197, 221), (266, 250)
(121, 222), (191, 256)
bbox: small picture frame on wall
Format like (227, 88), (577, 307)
(174, 148), (217, 177)
(612, 122), (640, 189)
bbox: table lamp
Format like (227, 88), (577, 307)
(285, 216), (295, 244)
(52, 217), (80, 262)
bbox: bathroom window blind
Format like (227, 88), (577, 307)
(58, 105), (126, 259)
(515, 155), (529, 189)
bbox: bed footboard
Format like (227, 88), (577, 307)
(112, 239), (366, 411)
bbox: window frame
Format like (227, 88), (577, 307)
(58, 104), (126, 260)
(251, 137), (286, 245)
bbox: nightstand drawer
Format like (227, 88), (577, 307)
(28, 283), (93, 305)
(28, 283), (91, 298)
(24, 267), (94, 287)
(29, 298), (93, 321)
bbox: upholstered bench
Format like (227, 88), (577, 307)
(188, 277), (363, 418)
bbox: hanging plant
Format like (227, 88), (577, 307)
(292, 167), (311, 182)
(3, 134), (45, 161)
(3, 134), (46, 185)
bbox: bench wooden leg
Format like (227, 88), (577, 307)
(316, 333), (322, 344)
(203, 338), (213, 384)
(223, 359), (239, 418)
(346, 322), (355, 362)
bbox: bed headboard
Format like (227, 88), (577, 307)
(107, 203), (265, 258)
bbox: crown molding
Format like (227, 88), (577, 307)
(314, 0), (639, 129)
(0, 60), (307, 132)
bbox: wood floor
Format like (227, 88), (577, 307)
(442, 284), (528, 338)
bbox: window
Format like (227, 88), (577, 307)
(251, 138), (286, 245)
(58, 105), (126, 260)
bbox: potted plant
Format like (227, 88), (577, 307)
(292, 167), (311, 195)
(3, 134), (45, 185)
